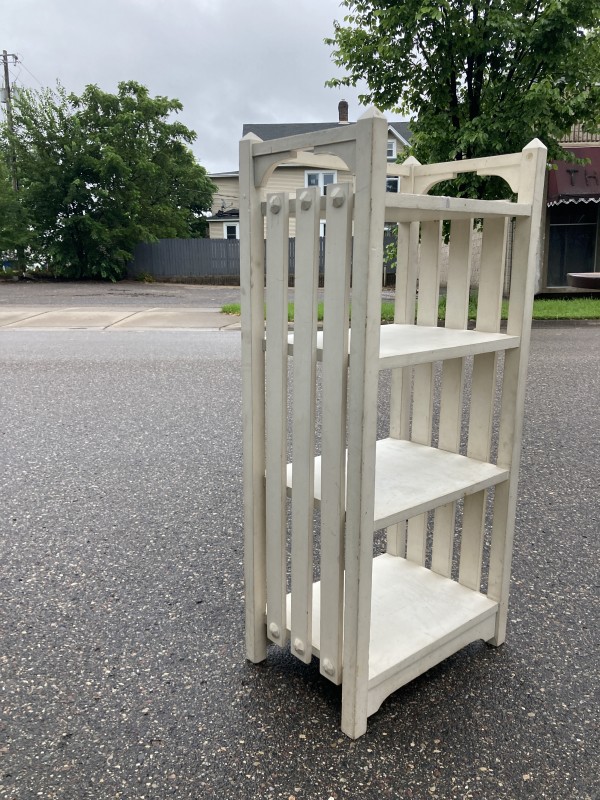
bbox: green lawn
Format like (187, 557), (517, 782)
(222, 296), (600, 321)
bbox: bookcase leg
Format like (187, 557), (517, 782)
(341, 681), (369, 740)
(487, 480), (515, 647)
(245, 527), (268, 663)
(246, 621), (268, 663)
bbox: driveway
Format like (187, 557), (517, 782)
(0, 324), (598, 799)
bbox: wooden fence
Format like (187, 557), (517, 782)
(127, 236), (398, 285)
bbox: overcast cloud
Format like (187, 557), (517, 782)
(3, 0), (377, 174)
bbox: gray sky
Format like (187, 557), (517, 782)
(3, 0), (377, 174)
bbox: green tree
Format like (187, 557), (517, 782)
(327, 0), (600, 191)
(0, 159), (30, 261)
(2, 81), (215, 280)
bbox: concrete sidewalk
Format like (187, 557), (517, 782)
(0, 305), (241, 330)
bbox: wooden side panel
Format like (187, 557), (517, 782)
(290, 186), (321, 664)
(406, 220), (441, 565)
(264, 193), (290, 645)
(319, 184), (353, 684)
(431, 220), (472, 577)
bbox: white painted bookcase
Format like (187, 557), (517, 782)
(240, 110), (546, 739)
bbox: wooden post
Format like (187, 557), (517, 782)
(240, 133), (268, 662)
(341, 108), (387, 739)
(487, 139), (547, 644)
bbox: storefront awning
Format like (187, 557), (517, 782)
(548, 196), (600, 207)
(548, 146), (600, 204)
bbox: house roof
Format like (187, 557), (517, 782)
(209, 171), (239, 179)
(208, 117), (413, 179)
(242, 120), (412, 146)
(560, 124), (600, 144)
(207, 208), (240, 223)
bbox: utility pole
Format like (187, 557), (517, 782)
(2, 50), (25, 271)
(2, 50), (18, 192)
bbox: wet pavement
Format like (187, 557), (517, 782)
(0, 286), (598, 799)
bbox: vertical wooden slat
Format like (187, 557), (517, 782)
(264, 193), (290, 645)
(341, 109), (387, 740)
(458, 218), (506, 590)
(387, 220), (419, 557)
(319, 183), (353, 685)
(406, 220), (441, 565)
(431, 219), (473, 576)
(393, 221), (420, 329)
(240, 134), (268, 663)
(415, 220), (443, 325)
(290, 186), (321, 664)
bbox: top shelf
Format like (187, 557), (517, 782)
(384, 193), (531, 223)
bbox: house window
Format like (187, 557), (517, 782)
(387, 139), (397, 162)
(386, 176), (399, 193)
(305, 170), (337, 195)
(224, 222), (239, 240)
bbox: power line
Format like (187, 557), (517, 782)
(14, 55), (45, 88)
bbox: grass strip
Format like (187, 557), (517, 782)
(221, 297), (600, 322)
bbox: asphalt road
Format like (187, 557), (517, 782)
(0, 324), (598, 800)
(0, 280), (242, 308)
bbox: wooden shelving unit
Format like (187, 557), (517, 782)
(240, 110), (547, 738)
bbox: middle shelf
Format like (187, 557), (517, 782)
(288, 324), (519, 369)
(285, 438), (508, 530)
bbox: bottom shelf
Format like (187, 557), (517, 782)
(286, 554), (498, 716)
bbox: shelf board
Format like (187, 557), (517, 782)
(285, 553), (498, 699)
(377, 324), (519, 367)
(286, 438), (509, 529)
(384, 192), (531, 222)
(287, 324), (519, 368)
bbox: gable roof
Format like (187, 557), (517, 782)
(208, 117), (413, 179)
(242, 120), (412, 146)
